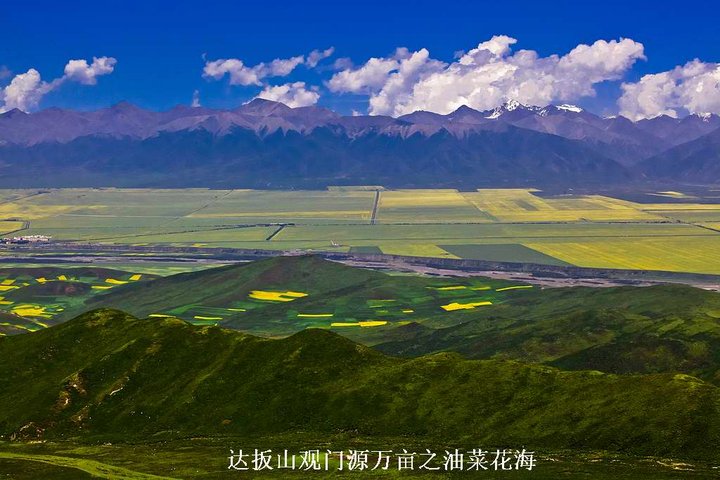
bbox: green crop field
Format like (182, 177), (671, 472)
(3, 187), (720, 274)
(0, 266), (160, 335)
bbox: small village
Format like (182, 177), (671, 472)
(0, 235), (52, 245)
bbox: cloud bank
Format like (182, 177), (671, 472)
(328, 36), (646, 116)
(200, 38), (720, 119)
(0, 57), (116, 113)
(619, 60), (720, 120)
(257, 82), (320, 107)
(9, 39), (715, 120)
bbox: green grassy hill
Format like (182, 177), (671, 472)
(83, 255), (518, 335)
(83, 256), (720, 383)
(0, 266), (157, 335)
(7, 256), (720, 386)
(377, 284), (720, 383)
(85, 255), (391, 313)
(1, 309), (719, 462)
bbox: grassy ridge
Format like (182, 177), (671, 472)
(377, 283), (720, 383)
(83, 256), (720, 383)
(83, 255), (516, 335)
(1, 309), (719, 462)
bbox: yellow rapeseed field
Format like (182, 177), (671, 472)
(441, 301), (493, 311)
(249, 290), (308, 302)
(11, 305), (52, 318)
(526, 237), (720, 274)
(496, 286), (533, 292)
(462, 190), (663, 222)
(331, 321), (388, 327)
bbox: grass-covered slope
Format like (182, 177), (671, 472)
(79, 256), (720, 383)
(84, 255), (389, 312)
(377, 284), (720, 383)
(0, 309), (719, 461)
(0, 266), (157, 335)
(83, 255), (518, 335)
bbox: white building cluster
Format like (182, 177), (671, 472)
(0, 235), (52, 245)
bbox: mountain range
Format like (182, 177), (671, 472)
(1, 99), (719, 187)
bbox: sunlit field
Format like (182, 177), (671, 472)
(3, 187), (720, 274)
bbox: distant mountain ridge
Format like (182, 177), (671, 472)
(4, 99), (718, 150)
(638, 126), (720, 181)
(0, 99), (718, 187)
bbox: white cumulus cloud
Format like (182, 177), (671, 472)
(618, 60), (720, 120)
(256, 81), (320, 107)
(203, 58), (262, 86)
(203, 47), (334, 86)
(265, 55), (305, 77)
(0, 56), (116, 113)
(0, 69), (55, 112)
(327, 48), (426, 94)
(307, 47), (335, 68)
(328, 36), (646, 116)
(367, 49), (446, 116)
(63, 56), (117, 85)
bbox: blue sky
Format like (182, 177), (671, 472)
(1, 0), (719, 118)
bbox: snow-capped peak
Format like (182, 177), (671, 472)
(504, 99), (522, 111)
(556, 104), (583, 113)
(485, 100), (582, 119)
(485, 108), (503, 119)
(485, 99), (528, 119)
(695, 112), (713, 121)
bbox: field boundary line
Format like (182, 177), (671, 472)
(266, 224), (287, 241)
(0, 220), (29, 236)
(370, 189), (381, 225)
(156, 189), (236, 229)
(0, 190), (48, 207)
(693, 224), (720, 234)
